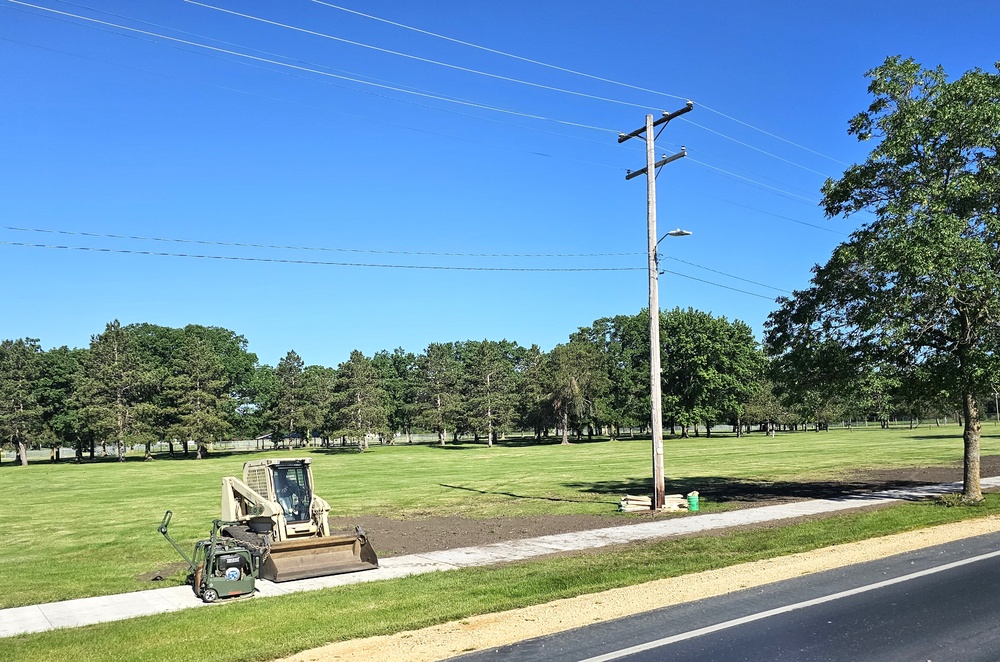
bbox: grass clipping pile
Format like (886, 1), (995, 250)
(280, 516), (1000, 662)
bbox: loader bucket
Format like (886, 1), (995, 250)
(261, 532), (379, 582)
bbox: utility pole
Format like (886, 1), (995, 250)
(619, 101), (693, 511)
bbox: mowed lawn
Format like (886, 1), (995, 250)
(1, 424), (998, 610)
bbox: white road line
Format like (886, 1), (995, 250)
(579, 547), (1000, 662)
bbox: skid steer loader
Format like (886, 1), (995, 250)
(220, 457), (378, 582)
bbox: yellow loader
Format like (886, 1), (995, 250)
(220, 457), (378, 582)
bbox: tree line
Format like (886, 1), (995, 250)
(4, 303), (976, 467)
(0, 309), (781, 464)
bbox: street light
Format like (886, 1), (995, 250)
(658, 228), (692, 243)
(648, 228), (691, 511)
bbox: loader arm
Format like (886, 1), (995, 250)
(221, 476), (281, 518)
(221, 476), (286, 537)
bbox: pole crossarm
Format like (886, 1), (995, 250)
(625, 147), (687, 180)
(617, 100), (693, 144)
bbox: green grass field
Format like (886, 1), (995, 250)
(3, 425), (1000, 661)
(1, 424), (996, 610)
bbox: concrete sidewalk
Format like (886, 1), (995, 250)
(4, 477), (998, 639)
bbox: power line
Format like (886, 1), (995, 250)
(3, 225), (792, 292)
(686, 157), (821, 206)
(189, 1), (838, 179)
(0, 241), (644, 272)
(693, 103), (851, 167)
(0, 240), (788, 300)
(662, 256), (791, 293)
(186, 1), (660, 113)
(2, 226), (643, 258)
(701, 195), (850, 236)
(0, 30), (624, 173)
(680, 117), (833, 178)
(660, 269), (776, 300)
(15, 0), (842, 184)
(8, 0), (617, 135)
(309, 0), (690, 102)
(308, 0), (850, 168)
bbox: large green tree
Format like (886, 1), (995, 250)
(166, 334), (231, 459)
(661, 308), (763, 437)
(766, 57), (1000, 500)
(546, 340), (609, 444)
(573, 314), (650, 438)
(270, 350), (313, 446)
(373, 348), (418, 443)
(0, 339), (43, 466)
(515, 344), (553, 440)
(414, 342), (462, 445)
(82, 321), (158, 461)
(35, 346), (89, 461)
(459, 340), (521, 446)
(331, 349), (390, 450)
(129, 323), (258, 447)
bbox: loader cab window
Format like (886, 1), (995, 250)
(273, 464), (311, 523)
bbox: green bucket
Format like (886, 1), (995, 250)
(687, 492), (700, 512)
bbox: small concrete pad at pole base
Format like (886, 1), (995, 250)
(2, 477), (998, 639)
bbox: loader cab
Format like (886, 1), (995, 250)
(272, 461), (311, 523)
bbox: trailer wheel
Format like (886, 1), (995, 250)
(202, 588), (219, 603)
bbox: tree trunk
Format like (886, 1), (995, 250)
(561, 410), (570, 445)
(962, 389), (983, 501)
(18, 440), (28, 466)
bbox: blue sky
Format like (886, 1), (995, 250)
(1, 0), (997, 368)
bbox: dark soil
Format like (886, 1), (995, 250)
(329, 455), (1000, 559)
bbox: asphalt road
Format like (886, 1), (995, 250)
(452, 532), (1000, 662)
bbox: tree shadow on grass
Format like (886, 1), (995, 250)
(0, 450), (255, 468)
(563, 476), (950, 503)
(303, 446), (374, 455)
(439, 483), (616, 504)
(427, 437), (615, 450)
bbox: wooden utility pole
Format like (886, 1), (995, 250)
(619, 101), (693, 511)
